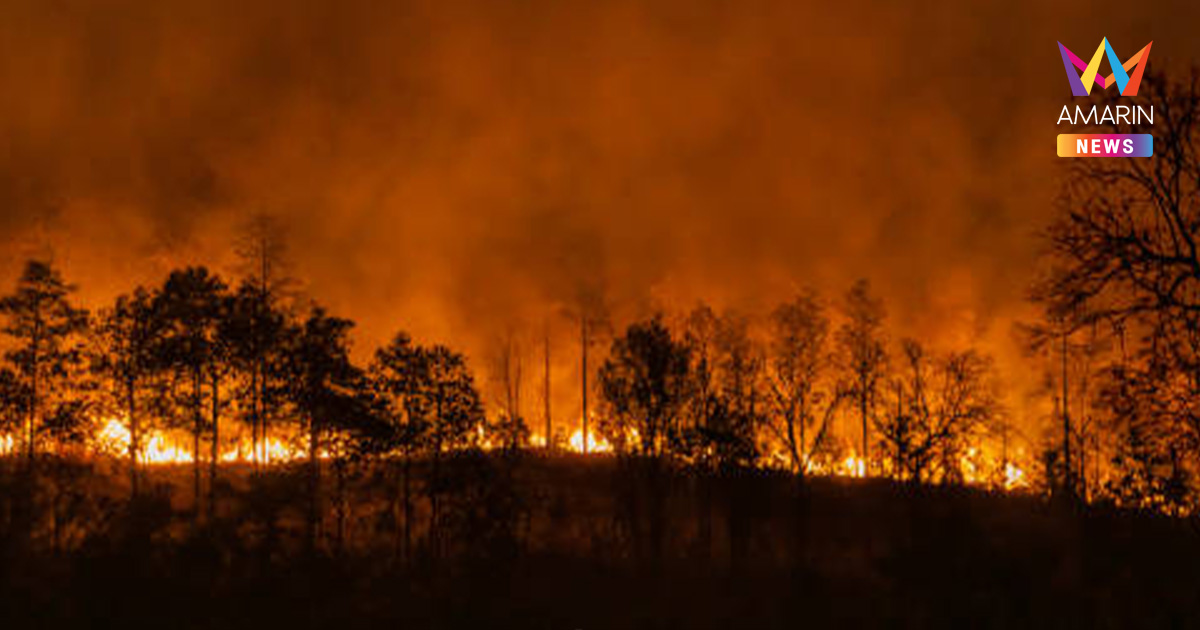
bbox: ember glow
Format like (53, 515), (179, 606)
(567, 428), (613, 454)
(96, 418), (194, 464)
(63, 417), (621, 465)
(839, 455), (867, 479)
(8, 417), (1028, 492)
(92, 418), (311, 466)
(1004, 462), (1027, 490)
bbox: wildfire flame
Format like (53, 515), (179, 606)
(838, 455), (867, 478)
(97, 418), (194, 464)
(7, 418), (1031, 491)
(1004, 462), (1027, 490)
(568, 428), (612, 454)
(95, 418), (310, 465)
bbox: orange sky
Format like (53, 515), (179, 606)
(0, 0), (1197, 434)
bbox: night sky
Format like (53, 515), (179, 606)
(1, 0), (1197, 430)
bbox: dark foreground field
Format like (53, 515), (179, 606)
(1, 454), (1198, 629)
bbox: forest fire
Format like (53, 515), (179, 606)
(838, 455), (867, 478)
(0, 226), (1168, 519)
(96, 418), (194, 464)
(7, 418), (1030, 492)
(567, 428), (613, 454)
(92, 418), (311, 465)
(3, 2), (1200, 626)
(1004, 462), (1027, 490)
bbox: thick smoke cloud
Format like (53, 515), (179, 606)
(0, 0), (1197, 426)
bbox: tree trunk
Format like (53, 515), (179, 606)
(1062, 332), (1073, 499)
(698, 471), (712, 562)
(127, 377), (139, 499)
(581, 318), (589, 454)
(544, 328), (552, 450)
(860, 381), (869, 474)
(792, 402), (804, 476)
(403, 444), (412, 564)
(308, 413), (321, 553)
(209, 372), (220, 521)
(334, 457), (346, 556)
(389, 455), (409, 567)
(26, 318), (41, 468)
(430, 399), (443, 561)
(250, 367), (260, 471)
(192, 369), (203, 520)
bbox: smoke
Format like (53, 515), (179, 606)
(0, 0), (1197, 428)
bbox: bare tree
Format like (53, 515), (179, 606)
(492, 327), (528, 450)
(837, 279), (888, 473)
(877, 339), (1001, 484)
(1034, 71), (1200, 505)
(233, 213), (295, 467)
(766, 291), (843, 475)
(574, 304), (610, 455)
(542, 322), (552, 450)
(708, 311), (766, 469)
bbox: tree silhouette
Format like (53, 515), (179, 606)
(422, 344), (487, 557)
(676, 306), (764, 467)
(284, 306), (358, 550)
(704, 311), (765, 470)
(224, 281), (291, 467)
(233, 213), (296, 467)
(766, 291), (843, 474)
(370, 331), (428, 563)
(285, 306), (392, 552)
(0, 366), (28, 464)
(1095, 354), (1193, 513)
(680, 304), (719, 458)
(492, 328), (529, 450)
(0, 260), (89, 465)
(92, 287), (162, 497)
(1035, 71), (1200, 508)
(837, 279), (888, 473)
(598, 315), (692, 459)
(1106, 420), (1192, 515)
(154, 267), (228, 516)
(877, 339), (1001, 483)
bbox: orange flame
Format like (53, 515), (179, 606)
(96, 418), (315, 465)
(567, 428), (612, 454)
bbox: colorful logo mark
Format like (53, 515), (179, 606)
(1057, 38), (1152, 97)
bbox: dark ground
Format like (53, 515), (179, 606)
(1, 454), (1198, 629)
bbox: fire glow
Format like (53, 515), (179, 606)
(93, 418), (311, 465)
(1, 418), (1026, 492)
